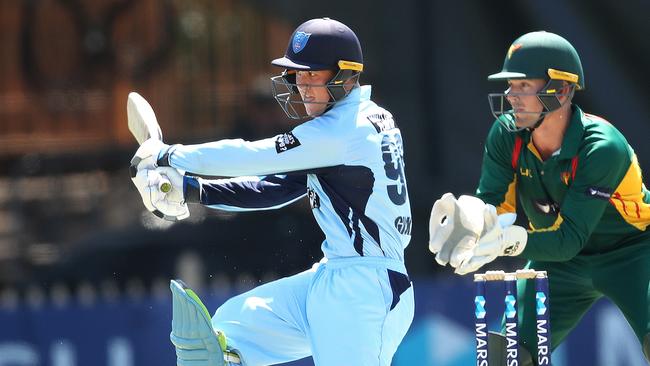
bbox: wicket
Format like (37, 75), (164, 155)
(473, 269), (551, 365)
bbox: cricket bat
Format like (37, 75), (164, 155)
(127, 92), (172, 193)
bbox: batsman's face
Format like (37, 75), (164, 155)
(505, 79), (546, 127)
(296, 70), (335, 117)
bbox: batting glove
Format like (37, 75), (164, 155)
(129, 138), (174, 173)
(132, 166), (189, 221)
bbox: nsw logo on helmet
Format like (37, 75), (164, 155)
(292, 31), (311, 54)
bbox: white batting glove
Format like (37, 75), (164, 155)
(130, 138), (170, 172)
(428, 193), (499, 268)
(131, 166), (189, 221)
(454, 214), (527, 275)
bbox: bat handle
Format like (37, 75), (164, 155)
(158, 175), (172, 193)
(130, 157), (173, 193)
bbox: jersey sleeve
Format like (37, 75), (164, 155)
(183, 174), (307, 212)
(475, 121), (519, 214)
(521, 138), (630, 261)
(166, 116), (346, 176)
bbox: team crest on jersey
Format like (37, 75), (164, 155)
(275, 132), (301, 153)
(292, 32), (311, 53)
(586, 186), (612, 200)
(561, 171), (571, 185)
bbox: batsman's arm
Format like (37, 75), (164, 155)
(159, 115), (346, 177)
(184, 174), (308, 211)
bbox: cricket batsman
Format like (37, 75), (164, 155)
(429, 31), (650, 364)
(130, 17), (414, 365)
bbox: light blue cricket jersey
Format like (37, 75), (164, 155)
(167, 86), (412, 261)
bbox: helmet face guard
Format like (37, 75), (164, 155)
(488, 79), (576, 132)
(270, 66), (361, 120)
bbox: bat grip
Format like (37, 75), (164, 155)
(130, 156), (172, 193)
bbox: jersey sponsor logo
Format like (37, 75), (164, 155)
(367, 113), (396, 132)
(533, 199), (560, 215)
(307, 187), (320, 209)
(292, 31), (311, 53)
(520, 167), (533, 178)
(275, 132), (301, 153)
(394, 216), (412, 235)
(586, 186), (612, 200)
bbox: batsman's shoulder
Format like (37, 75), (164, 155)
(294, 115), (337, 138)
(289, 115), (347, 153)
(359, 107), (399, 134)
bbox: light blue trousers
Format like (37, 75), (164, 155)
(212, 256), (414, 366)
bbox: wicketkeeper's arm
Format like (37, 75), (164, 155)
(521, 145), (628, 261)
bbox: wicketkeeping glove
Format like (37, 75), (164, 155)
(131, 166), (189, 221)
(428, 193), (499, 268)
(454, 213), (527, 275)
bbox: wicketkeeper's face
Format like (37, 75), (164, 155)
(296, 70), (336, 117)
(505, 78), (546, 128)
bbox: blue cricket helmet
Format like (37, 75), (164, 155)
(272, 17), (363, 71)
(270, 18), (364, 119)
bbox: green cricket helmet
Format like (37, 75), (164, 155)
(487, 31), (584, 131)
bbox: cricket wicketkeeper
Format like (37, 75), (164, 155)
(429, 31), (650, 364)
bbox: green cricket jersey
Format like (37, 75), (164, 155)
(476, 105), (650, 261)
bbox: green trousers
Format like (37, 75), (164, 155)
(513, 239), (650, 363)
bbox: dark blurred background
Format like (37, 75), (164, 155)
(0, 0), (649, 365)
